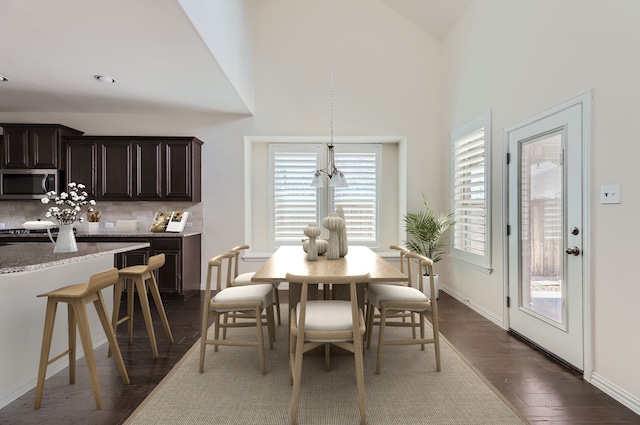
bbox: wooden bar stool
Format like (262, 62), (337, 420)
(34, 268), (129, 410)
(111, 254), (173, 358)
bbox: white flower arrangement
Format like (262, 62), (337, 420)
(41, 182), (97, 225)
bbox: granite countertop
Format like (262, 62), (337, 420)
(0, 230), (202, 239)
(0, 242), (150, 274)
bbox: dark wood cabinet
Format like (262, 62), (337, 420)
(86, 234), (201, 298)
(1, 124), (83, 169)
(64, 136), (202, 201)
(99, 140), (134, 200)
(136, 140), (163, 199)
(65, 139), (98, 197)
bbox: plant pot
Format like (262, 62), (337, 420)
(416, 273), (439, 300)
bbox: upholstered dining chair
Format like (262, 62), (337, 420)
(287, 272), (370, 425)
(366, 251), (441, 374)
(199, 251), (276, 375)
(229, 244), (282, 325)
(365, 244), (413, 345)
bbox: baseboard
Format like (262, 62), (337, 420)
(590, 372), (640, 415)
(439, 285), (505, 328)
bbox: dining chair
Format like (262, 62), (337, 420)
(287, 272), (370, 425)
(366, 251), (441, 374)
(229, 244), (282, 325)
(199, 252), (276, 375)
(365, 245), (413, 345)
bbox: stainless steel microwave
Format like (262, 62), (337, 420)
(0, 169), (60, 199)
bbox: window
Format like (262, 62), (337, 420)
(270, 144), (380, 246)
(451, 111), (492, 273)
(245, 136), (404, 254)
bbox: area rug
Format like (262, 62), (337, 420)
(125, 308), (528, 424)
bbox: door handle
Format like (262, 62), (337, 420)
(565, 246), (580, 256)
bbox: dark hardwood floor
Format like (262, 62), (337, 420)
(1, 291), (638, 424)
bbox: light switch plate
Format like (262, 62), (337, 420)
(601, 184), (621, 204)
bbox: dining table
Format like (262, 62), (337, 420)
(251, 245), (408, 308)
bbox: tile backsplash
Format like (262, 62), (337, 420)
(0, 201), (203, 233)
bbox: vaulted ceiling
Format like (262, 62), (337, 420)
(0, 0), (471, 116)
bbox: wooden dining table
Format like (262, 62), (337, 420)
(251, 245), (407, 307)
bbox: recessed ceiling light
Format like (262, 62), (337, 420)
(0, 75), (8, 82)
(94, 74), (116, 83)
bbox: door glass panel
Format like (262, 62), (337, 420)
(519, 133), (564, 325)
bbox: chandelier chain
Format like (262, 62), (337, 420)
(330, 6), (334, 146)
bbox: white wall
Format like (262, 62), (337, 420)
(178, 0), (255, 113)
(442, 0), (640, 409)
(248, 0), (445, 247)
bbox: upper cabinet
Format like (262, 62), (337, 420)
(1, 124), (84, 169)
(65, 136), (202, 202)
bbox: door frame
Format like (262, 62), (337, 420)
(502, 91), (592, 380)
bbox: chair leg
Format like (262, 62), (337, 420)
(94, 293), (129, 384)
(126, 278), (135, 343)
(72, 299), (102, 409)
(430, 309), (441, 372)
(353, 329), (366, 425)
(274, 287), (282, 325)
(34, 298), (58, 410)
(67, 303), (76, 385)
(365, 302), (376, 349)
(290, 326), (305, 425)
(255, 306), (266, 375)
(134, 277), (159, 358)
(266, 304), (276, 349)
(148, 274), (174, 343)
(289, 309), (296, 386)
(199, 305), (210, 373)
(375, 307), (388, 375)
(108, 277), (124, 358)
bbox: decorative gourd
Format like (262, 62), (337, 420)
(303, 224), (322, 261)
(322, 213), (343, 260)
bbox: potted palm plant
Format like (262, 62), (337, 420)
(403, 193), (455, 299)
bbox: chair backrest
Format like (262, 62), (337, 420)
(146, 253), (165, 272)
(390, 244), (410, 275)
(230, 244), (250, 279)
(87, 268), (120, 294)
(404, 252), (434, 295)
(286, 272), (370, 341)
(204, 252), (235, 297)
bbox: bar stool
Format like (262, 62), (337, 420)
(111, 253), (173, 358)
(34, 268), (129, 410)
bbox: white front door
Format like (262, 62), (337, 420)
(506, 94), (588, 371)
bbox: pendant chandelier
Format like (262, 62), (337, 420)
(311, 6), (347, 188)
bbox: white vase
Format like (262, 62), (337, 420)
(54, 224), (78, 253)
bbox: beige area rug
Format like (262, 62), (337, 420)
(125, 308), (528, 425)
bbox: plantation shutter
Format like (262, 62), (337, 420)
(272, 148), (319, 242)
(451, 111), (492, 272)
(333, 147), (379, 242)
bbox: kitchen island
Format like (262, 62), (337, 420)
(0, 242), (149, 409)
(0, 231), (202, 299)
